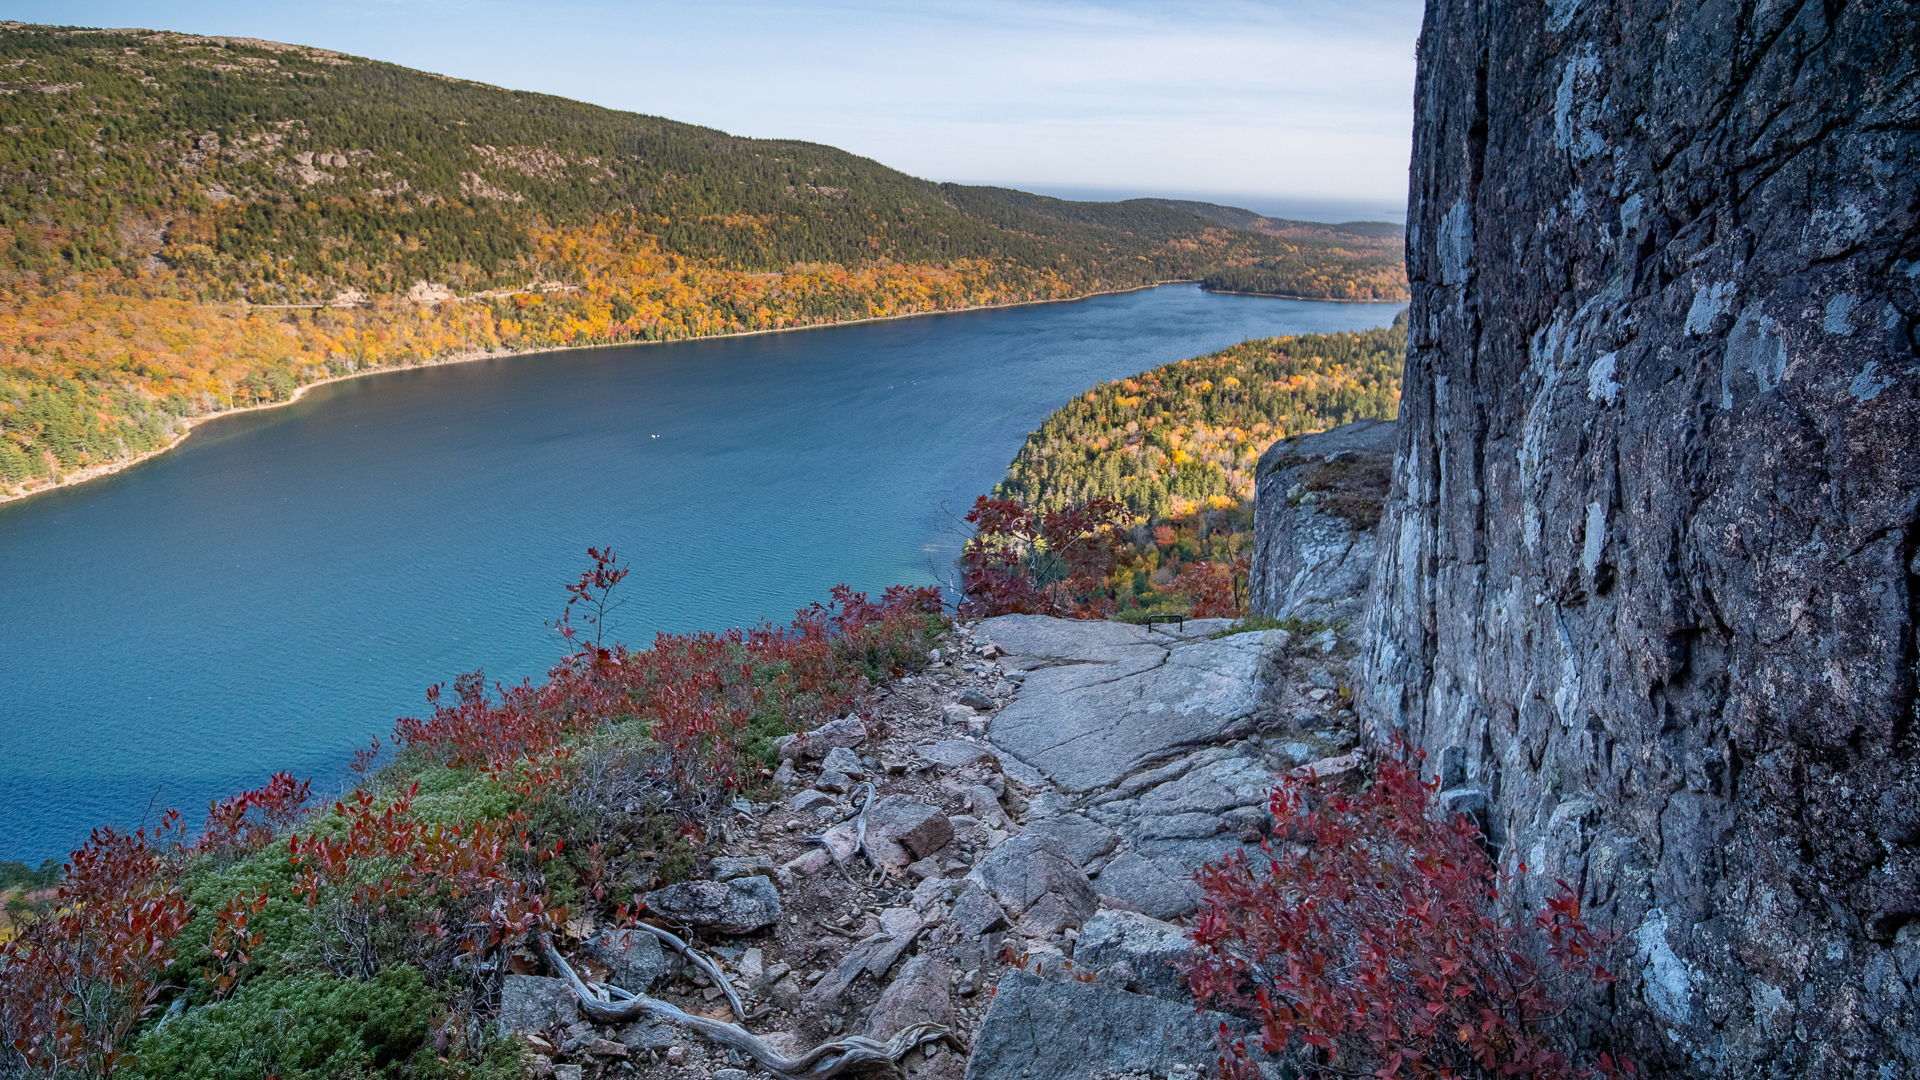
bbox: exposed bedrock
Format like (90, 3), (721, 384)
(1366, 0), (1919, 1074)
(1251, 417), (1398, 629)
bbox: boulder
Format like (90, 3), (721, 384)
(709, 855), (774, 882)
(1249, 418), (1397, 628)
(957, 689), (996, 711)
(615, 1019), (679, 1050)
(820, 745), (866, 779)
(961, 785), (1012, 831)
(642, 875), (781, 935)
(866, 955), (954, 1040)
(973, 835), (1097, 928)
(497, 974), (578, 1036)
(919, 739), (1000, 771)
(1132, 755), (1274, 817)
(950, 881), (1010, 936)
(787, 789), (838, 813)
(1019, 813), (1120, 869)
(779, 716), (869, 760)
(912, 875), (966, 911)
(583, 928), (675, 992)
(983, 616), (1270, 792)
(963, 970), (1246, 1080)
(866, 796), (953, 867)
(782, 848), (832, 877)
(1073, 909), (1193, 1001)
(1014, 893), (1084, 938)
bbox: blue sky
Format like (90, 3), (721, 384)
(16, 1), (1423, 223)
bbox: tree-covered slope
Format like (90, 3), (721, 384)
(0, 23), (1406, 498)
(995, 312), (1406, 519)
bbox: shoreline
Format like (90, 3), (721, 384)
(1198, 285), (1410, 304)
(0, 280), (1393, 508)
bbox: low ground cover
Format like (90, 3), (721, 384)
(0, 551), (942, 1078)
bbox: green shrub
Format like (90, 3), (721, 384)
(1208, 613), (1293, 637)
(128, 968), (435, 1080)
(1112, 601), (1193, 624)
(407, 765), (519, 827)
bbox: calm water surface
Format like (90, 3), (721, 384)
(0, 285), (1403, 861)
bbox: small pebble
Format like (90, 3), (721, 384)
(665, 1046), (687, 1065)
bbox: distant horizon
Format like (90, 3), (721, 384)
(8, 1), (1421, 216)
(994, 184), (1408, 226)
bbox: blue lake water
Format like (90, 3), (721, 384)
(0, 284), (1403, 862)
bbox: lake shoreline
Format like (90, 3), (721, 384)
(1198, 286), (1410, 303)
(0, 284), (1411, 862)
(0, 279), (1213, 509)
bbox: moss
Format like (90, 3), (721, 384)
(171, 845), (312, 1001)
(1297, 455), (1392, 530)
(127, 968), (438, 1080)
(408, 766), (518, 827)
(1209, 613), (1293, 637)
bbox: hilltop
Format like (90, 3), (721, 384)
(0, 23), (1406, 500)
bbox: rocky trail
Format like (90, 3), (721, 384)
(501, 606), (1372, 1080)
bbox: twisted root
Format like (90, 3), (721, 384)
(537, 933), (961, 1080)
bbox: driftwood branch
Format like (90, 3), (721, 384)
(624, 920), (746, 1023)
(849, 781), (889, 887)
(538, 933), (959, 1080)
(806, 782), (889, 888)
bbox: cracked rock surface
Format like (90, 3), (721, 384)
(503, 602), (1373, 1080)
(984, 615), (1275, 792)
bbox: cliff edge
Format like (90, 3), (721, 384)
(1363, 1), (1918, 1075)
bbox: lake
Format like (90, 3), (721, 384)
(0, 285), (1403, 862)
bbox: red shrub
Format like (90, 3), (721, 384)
(203, 888), (270, 1000)
(959, 496), (1134, 618)
(195, 771), (312, 857)
(1187, 753), (1631, 1080)
(555, 545), (629, 650)
(286, 782), (559, 979)
(0, 819), (192, 1077)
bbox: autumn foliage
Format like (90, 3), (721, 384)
(958, 494), (1255, 621)
(1166, 555), (1250, 618)
(1187, 752), (1631, 1080)
(0, 549), (943, 1076)
(957, 495), (1137, 618)
(0, 820), (191, 1077)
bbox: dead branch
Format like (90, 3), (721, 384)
(624, 920), (746, 1024)
(538, 933), (960, 1080)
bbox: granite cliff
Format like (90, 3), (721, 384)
(1359, 0), (1919, 1074)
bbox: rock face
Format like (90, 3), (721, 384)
(1367, 2), (1919, 1075)
(1251, 418), (1397, 627)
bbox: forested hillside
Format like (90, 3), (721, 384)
(1139, 200), (1407, 300)
(996, 313), (1406, 519)
(0, 24), (1405, 498)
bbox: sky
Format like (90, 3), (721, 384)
(15, 0), (1424, 223)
